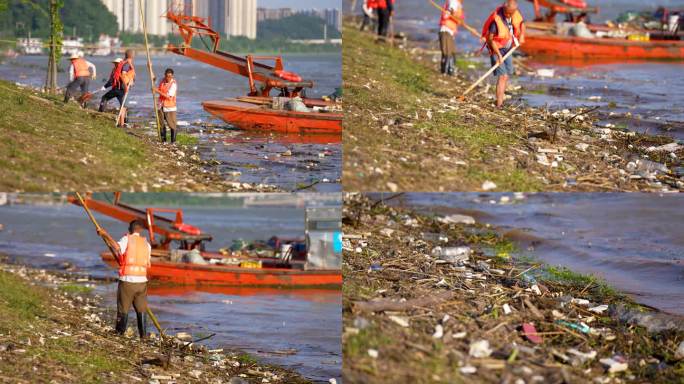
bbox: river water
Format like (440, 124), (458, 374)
(345, 0), (684, 140)
(0, 53), (342, 192)
(0, 198), (342, 383)
(380, 192), (684, 317)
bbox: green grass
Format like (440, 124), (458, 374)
(543, 265), (619, 300)
(0, 80), (210, 191)
(236, 353), (258, 365)
(0, 271), (46, 330)
(175, 133), (199, 145)
(59, 283), (94, 295)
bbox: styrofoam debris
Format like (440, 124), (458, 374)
(469, 340), (493, 358)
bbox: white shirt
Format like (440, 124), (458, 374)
(160, 81), (177, 112)
(439, 0), (462, 36)
(117, 233), (151, 283)
(68, 60), (96, 82)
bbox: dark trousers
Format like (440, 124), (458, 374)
(115, 281), (148, 338)
(99, 88), (126, 111)
(64, 76), (90, 102)
(377, 8), (390, 36)
(158, 110), (178, 143)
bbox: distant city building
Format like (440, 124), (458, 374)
(100, 0), (256, 39)
(101, 0), (184, 35)
(174, 0), (257, 39)
(256, 7), (341, 31)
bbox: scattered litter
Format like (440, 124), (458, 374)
(502, 303), (512, 315)
(482, 181), (497, 191)
(431, 246), (471, 264)
(600, 356), (629, 373)
(675, 341), (684, 360)
(536, 68), (555, 78)
(176, 332), (192, 340)
(522, 323), (543, 344)
(589, 304), (609, 314)
(367, 349), (379, 358)
(388, 315), (410, 328)
(556, 320), (591, 334)
(646, 142), (682, 153)
(567, 348), (597, 363)
(459, 366), (477, 374)
(379, 228), (394, 237)
(571, 298), (591, 306)
(469, 340), (493, 358)
(432, 324), (444, 339)
(437, 214), (475, 225)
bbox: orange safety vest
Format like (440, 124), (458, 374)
(376, 0), (393, 10)
(118, 59), (136, 92)
(72, 58), (91, 78)
(158, 78), (177, 109)
(366, 0), (378, 9)
(482, 7), (524, 52)
(439, 0), (463, 35)
(119, 234), (150, 278)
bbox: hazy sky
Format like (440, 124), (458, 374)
(259, 0), (341, 9)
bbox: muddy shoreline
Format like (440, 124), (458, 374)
(0, 254), (313, 384)
(342, 194), (684, 383)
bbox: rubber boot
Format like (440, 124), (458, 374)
(440, 57), (447, 75)
(447, 57), (456, 77)
(161, 125), (167, 143)
(136, 312), (148, 339)
(170, 129), (176, 144)
(115, 312), (128, 335)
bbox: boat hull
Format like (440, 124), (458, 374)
(102, 252), (342, 288)
(522, 32), (684, 60)
(203, 99), (342, 135)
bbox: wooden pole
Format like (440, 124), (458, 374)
(74, 192), (165, 338)
(138, 0), (163, 141)
(460, 44), (519, 99)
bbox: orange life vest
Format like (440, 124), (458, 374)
(72, 58), (91, 78)
(119, 234), (150, 278)
(439, 0), (463, 35)
(158, 78), (177, 109)
(482, 7), (524, 52)
(366, 0), (378, 9)
(115, 58), (136, 92)
(376, 0), (394, 10)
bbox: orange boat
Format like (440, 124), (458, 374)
(100, 251), (342, 288)
(164, 10), (342, 137)
(70, 193), (343, 289)
(203, 98), (342, 135)
(522, 31), (684, 60)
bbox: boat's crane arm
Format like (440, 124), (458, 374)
(68, 193), (213, 251)
(165, 11), (313, 97)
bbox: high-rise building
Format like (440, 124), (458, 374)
(180, 0), (257, 39)
(101, 0), (184, 35)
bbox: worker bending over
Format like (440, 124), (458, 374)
(360, 0), (378, 32)
(64, 53), (96, 104)
(98, 219), (151, 339)
(438, 0), (463, 76)
(483, 0), (525, 108)
(100, 49), (136, 126)
(154, 68), (178, 144)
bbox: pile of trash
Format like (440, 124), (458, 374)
(342, 194), (684, 383)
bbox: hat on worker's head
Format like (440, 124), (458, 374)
(69, 53), (80, 60)
(112, 58), (123, 64)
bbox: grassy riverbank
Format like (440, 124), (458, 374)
(0, 258), (311, 384)
(342, 194), (684, 383)
(342, 24), (683, 192)
(0, 80), (274, 192)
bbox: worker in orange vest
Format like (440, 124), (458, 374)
(154, 68), (178, 144)
(376, 0), (394, 37)
(99, 49), (136, 126)
(438, 0), (463, 76)
(483, 0), (525, 108)
(360, 0), (378, 32)
(64, 53), (96, 104)
(98, 219), (151, 339)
